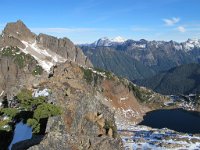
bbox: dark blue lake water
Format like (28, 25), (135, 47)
(139, 108), (200, 134)
(9, 121), (32, 150)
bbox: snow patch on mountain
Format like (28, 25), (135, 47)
(93, 36), (126, 46)
(111, 36), (126, 43)
(182, 39), (200, 51)
(20, 40), (66, 72)
(82, 37), (200, 53)
(132, 43), (146, 49)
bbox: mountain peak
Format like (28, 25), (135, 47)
(3, 20), (36, 42)
(93, 36), (126, 47)
(0, 20), (92, 73)
(111, 36), (126, 43)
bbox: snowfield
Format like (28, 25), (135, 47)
(20, 40), (66, 72)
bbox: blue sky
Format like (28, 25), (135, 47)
(0, 0), (200, 43)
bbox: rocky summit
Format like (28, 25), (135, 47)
(0, 20), (92, 99)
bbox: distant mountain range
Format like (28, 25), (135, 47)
(80, 37), (200, 81)
(81, 46), (155, 80)
(136, 63), (200, 95)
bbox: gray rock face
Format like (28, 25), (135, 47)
(0, 20), (92, 68)
(37, 33), (92, 67)
(0, 33), (25, 48)
(0, 20), (92, 98)
(0, 48), (44, 100)
(0, 57), (18, 98)
(3, 20), (36, 42)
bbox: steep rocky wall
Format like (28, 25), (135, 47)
(0, 35), (25, 49)
(0, 57), (18, 98)
(0, 53), (46, 100)
(0, 20), (93, 99)
(36, 33), (92, 67)
(0, 20), (92, 69)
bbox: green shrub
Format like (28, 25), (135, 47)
(83, 68), (93, 83)
(17, 89), (33, 109)
(0, 120), (11, 131)
(27, 118), (40, 134)
(32, 65), (43, 76)
(128, 82), (146, 102)
(2, 47), (13, 57)
(81, 67), (105, 85)
(17, 89), (47, 110)
(14, 53), (26, 68)
(0, 108), (19, 119)
(1, 47), (39, 69)
(33, 103), (61, 120)
(94, 67), (114, 79)
(31, 96), (46, 106)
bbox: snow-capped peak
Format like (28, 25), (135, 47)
(182, 38), (200, 51)
(93, 36), (126, 47)
(111, 36), (126, 43)
(187, 38), (200, 44)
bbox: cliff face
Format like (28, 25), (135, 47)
(2, 20), (36, 42)
(0, 20), (92, 69)
(0, 48), (45, 100)
(37, 34), (91, 67)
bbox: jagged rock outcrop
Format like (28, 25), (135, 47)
(0, 48), (45, 100)
(3, 20), (36, 42)
(0, 57), (19, 98)
(0, 20), (92, 69)
(36, 34), (91, 66)
(0, 20), (92, 99)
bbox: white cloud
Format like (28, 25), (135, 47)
(177, 26), (186, 33)
(163, 17), (180, 26)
